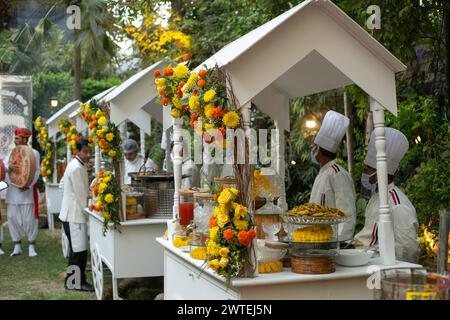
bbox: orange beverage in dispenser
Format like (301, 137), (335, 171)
(179, 202), (194, 227)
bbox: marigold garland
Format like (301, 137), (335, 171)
(57, 119), (84, 155)
(34, 116), (54, 178)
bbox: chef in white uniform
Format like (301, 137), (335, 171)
(59, 138), (93, 291)
(354, 128), (419, 263)
(123, 139), (158, 185)
(309, 111), (356, 241)
(4, 128), (40, 257)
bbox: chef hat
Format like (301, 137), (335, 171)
(124, 139), (139, 152)
(14, 127), (32, 138)
(314, 111), (349, 153)
(364, 128), (409, 175)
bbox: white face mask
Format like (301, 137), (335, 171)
(361, 171), (377, 192)
(310, 145), (319, 165)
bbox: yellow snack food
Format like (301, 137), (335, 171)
(258, 260), (283, 273)
(292, 225), (334, 242)
(173, 236), (192, 248)
(190, 247), (207, 260)
(126, 197), (137, 205)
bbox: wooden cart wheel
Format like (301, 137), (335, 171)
(91, 243), (104, 300)
(61, 227), (70, 258)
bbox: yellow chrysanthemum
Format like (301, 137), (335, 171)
(210, 226), (219, 242)
(204, 103), (215, 119)
(170, 108), (181, 119)
(203, 89), (216, 103)
(222, 111), (240, 128)
(174, 64), (189, 78)
(218, 188), (237, 205)
(104, 194), (114, 204)
(208, 259), (220, 270)
(102, 212), (111, 220)
(204, 123), (215, 131)
(219, 257), (229, 268)
(189, 95), (199, 110)
(217, 213), (229, 228)
(219, 247), (229, 258)
(213, 207), (221, 217)
(186, 73), (198, 89)
(108, 150), (117, 158)
(207, 240), (220, 256)
(103, 176), (111, 183)
(95, 110), (104, 118)
(106, 133), (114, 142)
(155, 78), (166, 86)
(234, 219), (249, 230)
(98, 183), (107, 194)
(98, 116), (107, 125)
(234, 204), (248, 219)
(172, 96), (182, 109)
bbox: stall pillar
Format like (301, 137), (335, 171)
(52, 136), (57, 184)
(274, 120), (288, 212)
(370, 97), (396, 266)
(140, 128), (146, 157)
(172, 118), (182, 219)
(95, 145), (100, 175)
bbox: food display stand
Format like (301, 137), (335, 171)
(74, 60), (174, 300)
(161, 0), (422, 300)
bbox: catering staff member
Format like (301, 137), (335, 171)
(59, 138), (94, 291)
(310, 111), (356, 241)
(4, 128), (40, 257)
(123, 139), (158, 184)
(354, 128), (419, 263)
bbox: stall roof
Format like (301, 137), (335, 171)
(195, 0), (406, 130)
(47, 100), (80, 138)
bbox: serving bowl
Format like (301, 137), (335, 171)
(336, 249), (374, 267)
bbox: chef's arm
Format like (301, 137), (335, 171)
(333, 172), (357, 239)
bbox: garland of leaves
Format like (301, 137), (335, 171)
(34, 116), (54, 179)
(79, 99), (123, 233)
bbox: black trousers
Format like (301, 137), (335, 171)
(62, 221), (88, 285)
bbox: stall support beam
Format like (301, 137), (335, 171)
(370, 97), (396, 266)
(172, 119), (182, 219)
(52, 136), (57, 184)
(95, 145), (100, 175)
(274, 121), (288, 211)
(140, 128), (146, 157)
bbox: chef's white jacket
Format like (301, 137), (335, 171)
(354, 182), (420, 263)
(124, 154), (157, 184)
(310, 160), (356, 241)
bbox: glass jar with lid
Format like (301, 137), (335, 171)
(179, 188), (196, 227)
(193, 192), (215, 244)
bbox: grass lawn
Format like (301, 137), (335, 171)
(0, 225), (96, 300)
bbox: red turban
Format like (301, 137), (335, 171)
(14, 128), (32, 138)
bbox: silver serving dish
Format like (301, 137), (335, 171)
(281, 214), (347, 225)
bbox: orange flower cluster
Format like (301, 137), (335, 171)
(34, 116), (53, 178)
(58, 119), (82, 155)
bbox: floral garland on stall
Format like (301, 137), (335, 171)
(79, 100), (123, 234)
(34, 116), (54, 178)
(207, 186), (256, 283)
(57, 119), (83, 155)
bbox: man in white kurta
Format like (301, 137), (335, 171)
(5, 128), (40, 257)
(354, 128), (419, 263)
(123, 139), (158, 185)
(309, 111), (356, 241)
(59, 138), (93, 291)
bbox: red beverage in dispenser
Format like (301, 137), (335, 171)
(179, 202), (194, 227)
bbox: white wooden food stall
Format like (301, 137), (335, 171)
(77, 60), (174, 300)
(158, 237), (420, 300)
(163, 0), (420, 299)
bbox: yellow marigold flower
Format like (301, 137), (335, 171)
(174, 64), (189, 78)
(204, 123), (215, 131)
(98, 183), (107, 193)
(213, 207), (221, 217)
(172, 96), (182, 109)
(229, 188), (238, 196)
(220, 205), (228, 215)
(234, 204), (248, 219)
(203, 89), (216, 103)
(207, 240), (219, 256)
(219, 257), (229, 268)
(106, 133), (114, 142)
(210, 226), (219, 241)
(98, 116), (107, 125)
(95, 110), (104, 118)
(222, 111), (240, 128)
(104, 171), (112, 176)
(155, 78), (166, 86)
(46, 169), (52, 176)
(218, 188), (237, 205)
(208, 259), (220, 270)
(104, 194), (114, 204)
(103, 176), (111, 183)
(189, 95), (199, 110)
(170, 108), (181, 119)
(217, 213), (229, 228)
(234, 219), (249, 230)
(186, 73), (198, 88)
(102, 212), (111, 220)
(204, 103), (215, 119)
(108, 150), (117, 158)
(219, 247), (229, 258)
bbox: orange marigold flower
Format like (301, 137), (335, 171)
(209, 217), (217, 228)
(197, 79), (206, 88)
(154, 70), (161, 78)
(163, 67), (173, 77)
(98, 171), (104, 178)
(181, 53), (190, 61)
(161, 97), (169, 105)
(199, 69), (207, 78)
(211, 107), (222, 119)
(177, 89), (183, 97)
(193, 89), (198, 96)
(178, 81), (185, 88)
(190, 121), (195, 129)
(238, 230), (251, 246)
(223, 229), (234, 241)
(248, 228), (256, 240)
(222, 185), (230, 191)
(213, 194), (218, 202)
(191, 113), (198, 121)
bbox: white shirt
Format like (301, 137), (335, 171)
(310, 160), (356, 241)
(354, 182), (420, 263)
(5, 148), (40, 205)
(59, 157), (89, 224)
(124, 154), (157, 184)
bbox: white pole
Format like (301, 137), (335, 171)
(274, 121), (288, 211)
(140, 128), (146, 157)
(370, 97), (396, 265)
(95, 145), (100, 175)
(52, 136), (57, 184)
(172, 118), (182, 219)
